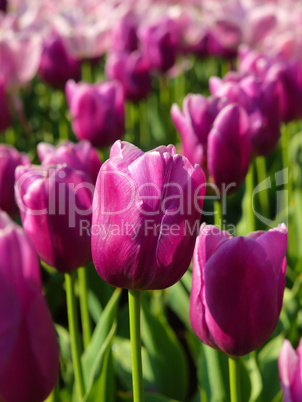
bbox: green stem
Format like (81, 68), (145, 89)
(229, 357), (241, 402)
(281, 124), (291, 210)
(128, 289), (144, 402)
(255, 157), (270, 219)
(78, 267), (92, 349)
(81, 61), (93, 83)
(214, 200), (222, 228)
(246, 162), (256, 232)
(65, 272), (85, 399)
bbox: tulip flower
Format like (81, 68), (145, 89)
(238, 47), (302, 123)
(171, 94), (224, 171)
(278, 338), (302, 402)
(91, 140), (206, 290)
(209, 72), (280, 156)
(66, 80), (125, 148)
(37, 140), (101, 184)
(190, 224), (287, 357)
(111, 12), (138, 53)
(105, 51), (151, 102)
(139, 16), (179, 73)
(0, 0), (7, 13)
(15, 164), (93, 273)
(0, 76), (12, 133)
(38, 32), (81, 89)
(0, 211), (59, 402)
(0, 145), (30, 217)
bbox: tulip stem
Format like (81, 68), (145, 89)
(65, 272), (85, 399)
(255, 157), (270, 219)
(78, 267), (92, 349)
(128, 289), (144, 402)
(281, 124), (290, 211)
(81, 61), (93, 83)
(229, 356), (241, 402)
(246, 162), (256, 232)
(214, 200), (222, 228)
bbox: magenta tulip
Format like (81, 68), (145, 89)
(171, 94), (223, 170)
(37, 140), (101, 184)
(38, 33), (81, 89)
(207, 103), (251, 192)
(105, 51), (151, 102)
(66, 80), (125, 148)
(0, 76), (12, 132)
(0, 145), (30, 217)
(15, 164), (93, 273)
(190, 224), (287, 357)
(279, 338), (302, 402)
(139, 16), (179, 73)
(111, 12), (138, 53)
(0, 0), (7, 13)
(92, 140), (206, 290)
(0, 211), (59, 402)
(209, 72), (280, 156)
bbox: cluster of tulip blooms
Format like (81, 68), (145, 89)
(0, 0), (302, 401)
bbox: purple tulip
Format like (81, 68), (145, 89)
(279, 338), (302, 402)
(207, 20), (241, 59)
(210, 72), (280, 156)
(0, 145), (30, 217)
(190, 224), (287, 357)
(15, 164), (93, 273)
(91, 140), (206, 290)
(38, 33), (81, 89)
(111, 12), (138, 53)
(66, 80), (125, 148)
(105, 51), (151, 102)
(238, 47), (302, 123)
(139, 16), (179, 73)
(0, 0), (7, 13)
(171, 94), (223, 171)
(0, 76), (12, 132)
(207, 104), (251, 192)
(0, 211), (59, 402)
(37, 140), (102, 184)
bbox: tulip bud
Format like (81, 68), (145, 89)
(91, 140), (206, 290)
(209, 72), (280, 156)
(0, 211), (59, 402)
(190, 224), (287, 357)
(38, 33), (81, 89)
(0, 145), (30, 217)
(278, 338), (302, 402)
(111, 12), (138, 53)
(0, 0), (7, 13)
(171, 94), (222, 170)
(0, 76), (12, 132)
(207, 103), (251, 192)
(15, 164), (93, 273)
(66, 80), (125, 148)
(37, 140), (101, 184)
(105, 51), (151, 102)
(139, 16), (179, 73)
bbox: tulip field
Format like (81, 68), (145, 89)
(1, 0), (302, 401)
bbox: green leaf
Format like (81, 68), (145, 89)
(241, 352), (263, 402)
(84, 321), (117, 401)
(165, 276), (191, 330)
(82, 288), (121, 391)
(112, 336), (155, 392)
(258, 335), (284, 401)
(116, 391), (178, 402)
(141, 294), (189, 401)
(197, 344), (228, 402)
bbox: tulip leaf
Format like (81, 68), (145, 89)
(241, 352), (263, 402)
(112, 336), (155, 392)
(84, 321), (117, 401)
(141, 294), (189, 401)
(116, 391), (178, 402)
(197, 344), (228, 402)
(82, 288), (121, 389)
(258, 334), (284, 401)
(165, 279), (191, 330)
